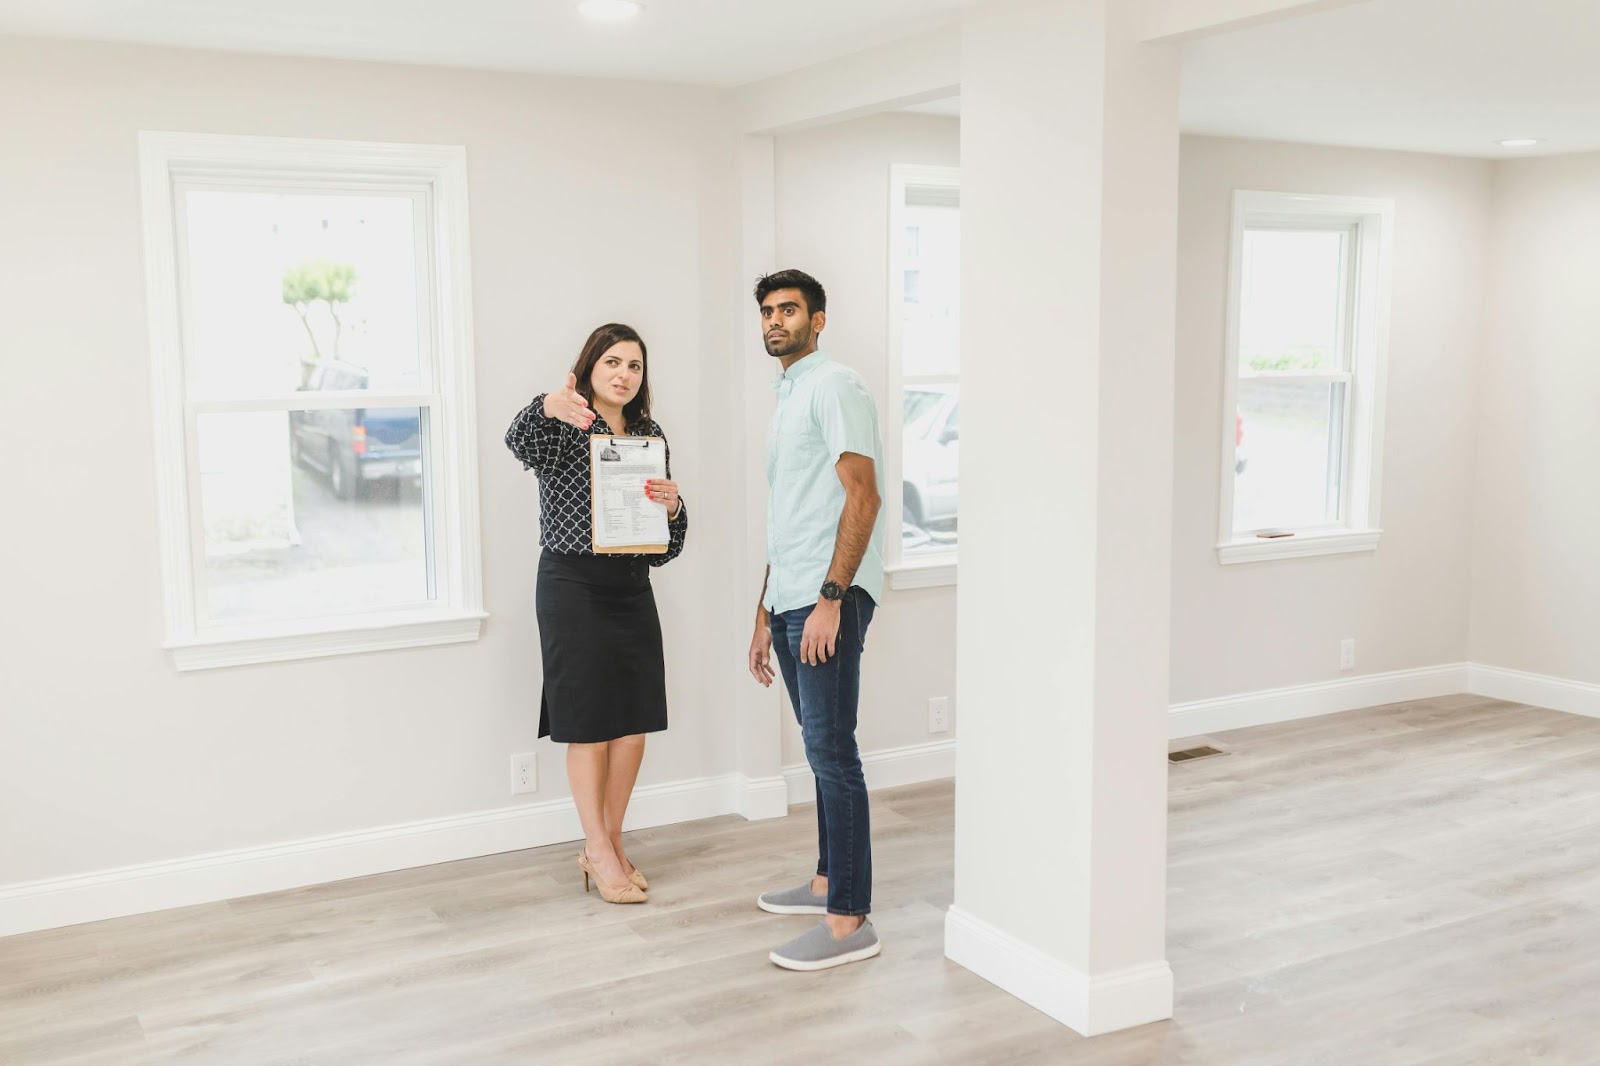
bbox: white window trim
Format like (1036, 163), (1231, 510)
(1217, 190), (1394, 566)
(139, 132), (485, 670)
(885, 163), (960, 591)
(1216, 528), (1382, 565)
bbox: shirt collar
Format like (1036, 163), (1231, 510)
(773, 350), (828, 392)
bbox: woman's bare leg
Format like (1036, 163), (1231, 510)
(567, 742), (628, 888)
(603, 734), (647, 875)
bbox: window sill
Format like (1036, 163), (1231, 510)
(166, 609), (487, 671)
(886, 555), (958, 590)
(1217, 529), (1381, 565)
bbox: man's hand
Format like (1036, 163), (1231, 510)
(800, 599), (841, 666)
(749, 618), (775, 687)
(544, 373), (594, 430)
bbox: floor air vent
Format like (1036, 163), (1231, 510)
(1168, 745), (1227, 763)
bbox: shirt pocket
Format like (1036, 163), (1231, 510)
(775, 423), (826, 474)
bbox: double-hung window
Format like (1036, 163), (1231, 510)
(140, 133), (483, 669)
(886, 164), (960, 588)
(1218, 190), (1393, 563)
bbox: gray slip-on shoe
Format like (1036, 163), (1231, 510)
(769, 919), (881, 972)
(757, 881), (828, 915)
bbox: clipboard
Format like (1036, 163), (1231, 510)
(589, 435), (670, 555)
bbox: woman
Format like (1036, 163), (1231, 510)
(505, 323), (688, 905)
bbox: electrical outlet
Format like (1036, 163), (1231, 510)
(1339, 639), (1356, 672)
(928, 697), (950, 734)
(511, 753), (537, 795)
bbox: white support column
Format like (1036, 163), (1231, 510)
(732, 133), (789, 820)
(947, 0), (1179, 1036)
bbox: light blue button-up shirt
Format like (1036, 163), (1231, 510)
(765, 351), (886, 615)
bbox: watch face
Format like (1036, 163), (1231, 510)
(821, 581), (844, 601)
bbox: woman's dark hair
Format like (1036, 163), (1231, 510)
(754, 269), (827, 316)
(570, 323), (651, 431)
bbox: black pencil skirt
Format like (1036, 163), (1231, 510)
(536, 551), (669, 744)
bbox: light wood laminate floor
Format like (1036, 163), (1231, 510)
(5, 695), (1600, 1064)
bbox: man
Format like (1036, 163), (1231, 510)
(747, 269), (887, 972)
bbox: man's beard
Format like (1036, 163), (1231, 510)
(765, 327), (811, 358)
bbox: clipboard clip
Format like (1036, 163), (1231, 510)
(608, 437), (652, 447)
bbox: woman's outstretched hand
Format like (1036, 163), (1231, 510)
(544, 373), (594, 430)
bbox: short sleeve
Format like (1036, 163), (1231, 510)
(812, 372), (880, 465)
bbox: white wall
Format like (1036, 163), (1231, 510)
(0, 35), (742, 887)
(1470, 152), (1600, 683)
(770, 112), (960, 766)
(0, 26), (1562, 918)
(1170, 135), (1493, 704)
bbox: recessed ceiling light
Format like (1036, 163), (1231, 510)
(1496, 138), (1542, 148)
(578, 0), (643, 22)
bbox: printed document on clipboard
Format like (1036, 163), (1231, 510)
(589, 435), (669, 554)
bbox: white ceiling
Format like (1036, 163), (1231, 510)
(4, 0), (1597, 158)
(1181, 0), (1600, 158)
(0, 0), (971, 88)
(902, 96), (961, 117)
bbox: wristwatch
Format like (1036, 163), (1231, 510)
(819, 580), (845, 602)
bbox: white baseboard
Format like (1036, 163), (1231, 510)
(944, 905), (1173, 1036)
(13, 662), (1590, 942)
(0, 772), (741, 940)
(1468, 664), (1600, 720)
(782, 737), (957, 806)
(1169, 663), (1471, 739)
(0, 741), (955, 940)
(736, 774), (791, 821)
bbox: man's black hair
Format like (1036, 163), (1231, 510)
(753, 269), (827, 316)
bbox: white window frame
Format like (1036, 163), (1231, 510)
(885, 163), (960, 590)
(139, 132), (485, 669)
(1217, 190), (1394, 565)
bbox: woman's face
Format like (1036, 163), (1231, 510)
(589, 340), (645, 407)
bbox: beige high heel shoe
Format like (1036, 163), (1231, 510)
(578, 852), (647, 904)
(624, 865), (648, 891)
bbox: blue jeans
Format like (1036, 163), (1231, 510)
(769, 588), (877, 917)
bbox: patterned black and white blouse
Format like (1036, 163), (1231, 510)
(505, 395), (688, 565)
